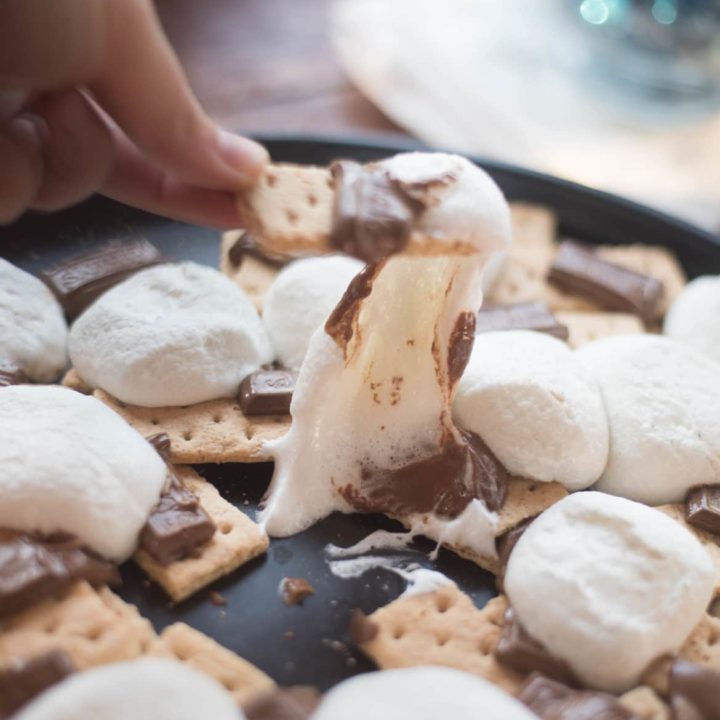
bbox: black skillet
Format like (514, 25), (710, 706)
(2, 134), (719, 691)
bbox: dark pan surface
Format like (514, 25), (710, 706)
(1, 135), (719, 690)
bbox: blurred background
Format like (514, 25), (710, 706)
(157, 0), (720, 230)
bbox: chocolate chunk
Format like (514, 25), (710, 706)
(146, 432), (172, 462)
(0, 530), (119, 619)
(496, 609), (577, 686)
(548, 241), (663, 324)
(244, 686), (322, 720)
(447, 312), (476, 386)
(495, 517), (536, 592)
(518, 672), (638, 720)
(279, 577), (315, 606)
(329, 160), (421, 263)
(348, 609), (379, 645)
(0, 650), (75, 719)
(669, 659), (720, 720)
(40, 238), (163, 318)
(238, 369), (297, 416)
(228, 233), (296, 269)
(686, 485), (720, 536)
(139, 472), (216, 565)
(476, 302), (569, 340)
(0, 364), (30, 388)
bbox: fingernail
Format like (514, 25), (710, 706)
(218, 131), (269, 183)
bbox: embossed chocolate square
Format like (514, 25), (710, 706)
(239, 369), (297, 416)
(686, 485), (720, 535)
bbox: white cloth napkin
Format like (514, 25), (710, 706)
(331, 0), (720, 231)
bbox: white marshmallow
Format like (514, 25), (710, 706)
(454, 331), (609, 490)
(664, 275), (720, 365)
(0, 385), (167, 561)
(0, 258), (67, 381)
(261, 156), (511, 563)
(15, 659), (242, 720)
(70, 262), (273, 407)
(505, 492), (715, 693)
(313, 667), (536, 720)
(263, 255), (364, 369)
(578, 334), (720, 504)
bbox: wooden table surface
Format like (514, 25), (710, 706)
(157, 0), (408, 140)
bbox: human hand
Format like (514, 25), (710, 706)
(0, 0), (268, 227)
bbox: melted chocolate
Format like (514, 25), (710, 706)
(0, 650), (75, 719)
(496, 609), (577, 686)
(139, 472), (216, 565)
(685, 485), (720, 536)
(476, 302), (569, 340)
(0, 531), (119, 619)
(348, 609), (379, 645)
(548, 241), (663, 324)
(669, 659), (720, 720)
(495, 517), (536, 592)
(279, 577), (315, 606)
(228, 233), (296, 269)
(0, 365), (30, 388)
(239, 370), (297, 416)
(325, 262), (384, 354)
(244, 686), (322, 720)
(147, 432), (172, 462)
(341, 429), (508, 518)
(447, 312), (476, 386)
(518, 672), (638, 720)
(40, 238), (163, 318)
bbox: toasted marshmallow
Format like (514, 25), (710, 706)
(313, 667), (536, 720)
(578, 334), (720, 504)
(0, 385), (166, 561)
(664, 275), (720, 365)
(260, 155), (511, 562)
(505, 492), (715, 693)
(454, 331), (608, 490)
(70, 262), (272, 407)
(263, 255), (364, 369)
(0, 258), (67, 381)
(15, 660), (241, 720)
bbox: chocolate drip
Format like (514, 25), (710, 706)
(244, 686), (322, 720)
(239, 370), (297, 416)
(685, 485), (720, 536)
(496, 609), (577, 686)
(476, 302), (569, 340)
(228, 233), (297, 269)
(40, 238), (163, 318)
(341, 429), (508, 519)
(325, 262), (384, 354)
(0, 531), (119, 619)
(0, 650), (75, 719)
(139, 472), (216, 565)
(669, 659), (720, 720)
(518, 673), (638, 720)
(147, 432), (172, 462)
(447, 312), (476, 386)
(548, 241), (663, 324)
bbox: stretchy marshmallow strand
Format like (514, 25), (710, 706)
(70, 262), (273, 407)
(0, 386), (167, 561)
(263, 255), (364, 369)
(313, 667), (536, 720)
(15, 660), (242, 720)
(454, 330), (609, 490)
(578, 334), (720, 504)
(0, 258), (67, 381)
(505, 492), (715, 693)
(664, 275), (720, 366)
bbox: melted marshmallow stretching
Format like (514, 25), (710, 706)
(0, 386), (167, 562)
(70, 262), (272, 407)
(260, 154), (511, 561)
(15, 660), (242, 720)
(0, 258), (67, 381)
(313, 667), (536, 720)
(505, 492), (716, 694)
(263, 255), (364, 369)
(454, 331), (609, 490)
